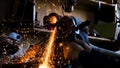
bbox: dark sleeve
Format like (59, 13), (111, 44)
(78, 49), (120, 68)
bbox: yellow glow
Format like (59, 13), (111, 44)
(39, 64), (48, 68)
(59, 42), (63, 47)
(39, 27), (56, 68)
(63, 46), (70, 59)
(49, 16), (57, 24)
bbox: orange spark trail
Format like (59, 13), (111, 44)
(16, 44), (41, 63)
(39, 27), (56, 68)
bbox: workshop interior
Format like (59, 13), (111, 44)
(0, 0), (120, 68)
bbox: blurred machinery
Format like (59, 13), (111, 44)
(0, 32), (22, 55)
(0, 0), (120, 68)
(43, 12), (90, 68)
(0, 0), (34, 35)
(43, 12), (90, 39)
(62, 0), (77, 13)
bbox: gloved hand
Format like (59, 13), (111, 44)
(63, 39), (92, 61)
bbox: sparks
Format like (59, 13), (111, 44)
(16, 44), (41, 63)
(39, 27), (56, 68)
